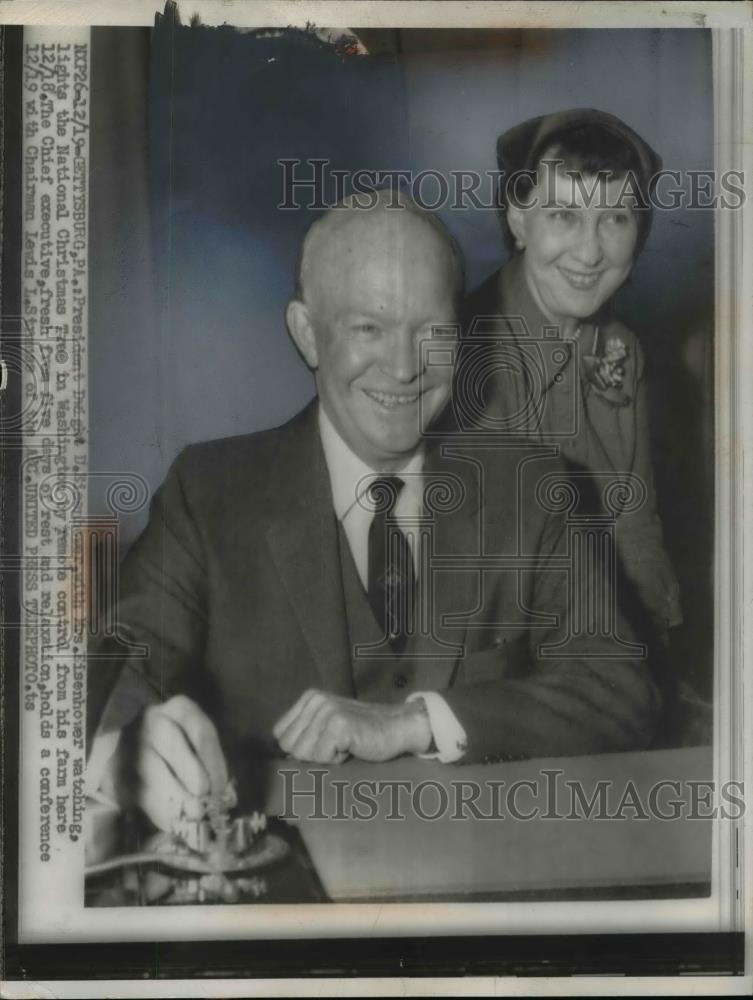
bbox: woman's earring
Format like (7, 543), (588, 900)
(515, 238), (525, 251)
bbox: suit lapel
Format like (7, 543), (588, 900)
(263, 403), (355, 697)
(411, 442), (483, 686)
(260, 404), (499, 697)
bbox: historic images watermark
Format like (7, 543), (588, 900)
(279, 769), (745, 823)
(277, 159), (746, 212)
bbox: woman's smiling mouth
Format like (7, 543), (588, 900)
(557, 266), (604, 290)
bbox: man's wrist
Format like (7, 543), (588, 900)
(398, 697), (432, 755)
(406, 691), (468, 762)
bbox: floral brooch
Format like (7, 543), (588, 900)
(583, 335), (631, 407)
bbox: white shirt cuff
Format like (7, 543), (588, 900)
(85, 729), (121, 804)
(407, 691), (467, 763)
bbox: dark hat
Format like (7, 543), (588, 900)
(496, 108), (662, 180)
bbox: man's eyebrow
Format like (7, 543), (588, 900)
(542, 199), (580, 209)
(340, 310), (388, 322)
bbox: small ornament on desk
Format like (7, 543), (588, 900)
(85, 778), (289, 905)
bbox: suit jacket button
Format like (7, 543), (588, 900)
(393, 673), (408, 689)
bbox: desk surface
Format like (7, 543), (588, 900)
(263, 746), (713, 902)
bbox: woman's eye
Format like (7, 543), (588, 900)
(351, 322), (379, 335)
(602, 211), (631, 226)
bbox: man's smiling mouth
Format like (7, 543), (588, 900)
(363, 389), (421, 409)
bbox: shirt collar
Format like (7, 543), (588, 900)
(318, 404), (424, 522)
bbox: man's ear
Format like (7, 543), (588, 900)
(506, 202), (527, 249)
(286, 299), (319, 369)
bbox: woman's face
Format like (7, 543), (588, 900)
(509, 165), (640, 326)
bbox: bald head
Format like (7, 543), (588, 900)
(295, 189), (464, 309)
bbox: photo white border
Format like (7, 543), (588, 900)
(4, 0), (752, 994)
(712, 24), (752, 954)
(0, 0), (750, 30)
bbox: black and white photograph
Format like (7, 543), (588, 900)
(1, 1), (752, 995)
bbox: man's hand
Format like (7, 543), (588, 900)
(272, 689), (432, 764)
(103, 695), (230, 832)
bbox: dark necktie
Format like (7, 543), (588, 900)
(367, 476), (416, 654)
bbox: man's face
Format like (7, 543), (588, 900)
(301, 214), (458, 470)
(512, 168), (640, 326)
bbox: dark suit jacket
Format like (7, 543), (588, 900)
(88, 400), (660, 766)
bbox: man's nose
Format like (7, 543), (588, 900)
(382, 331), (422, 382)
(571, 220), (604, 267)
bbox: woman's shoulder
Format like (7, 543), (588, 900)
(462, 268), (503, 333)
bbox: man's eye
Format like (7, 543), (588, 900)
(351, 322), (379, 335)
(549, 209), (575, 223)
